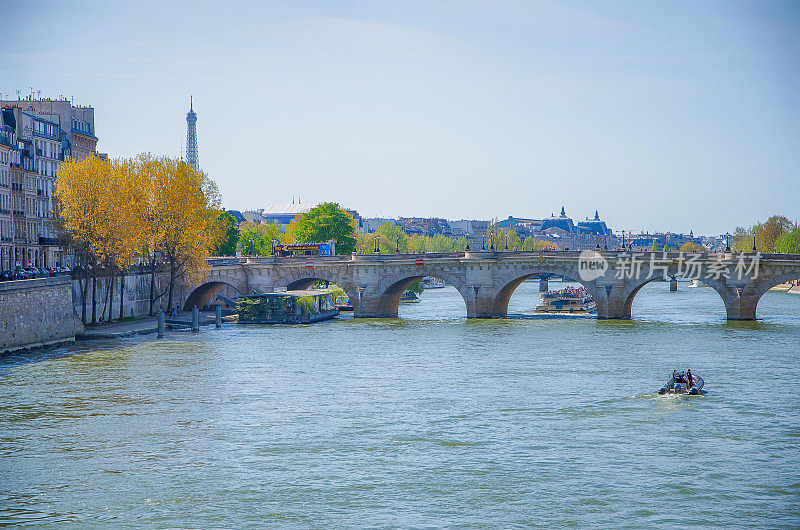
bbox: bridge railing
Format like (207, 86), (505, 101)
(207, 250), (800, 267)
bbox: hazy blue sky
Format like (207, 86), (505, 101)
(3, 0), (798, 234)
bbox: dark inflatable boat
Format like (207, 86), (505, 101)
(658, 371), (703, 395)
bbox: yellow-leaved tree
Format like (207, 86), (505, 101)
(56, 157), (144, 323)
(57, 154), (224, 321)
(139, 156), (224, 312)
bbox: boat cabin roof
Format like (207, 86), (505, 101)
(243, 290), (332, 299)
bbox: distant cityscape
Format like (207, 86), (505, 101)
(227, 203), (714, 252)
(0, 93), (727, 273)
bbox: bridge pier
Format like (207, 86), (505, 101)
(539, 278), (549, 292)
(723, 292), (758, 321)
(670, 276), (678, 292)
(594, 286), (632, 320)
(468, 289), (504, 318)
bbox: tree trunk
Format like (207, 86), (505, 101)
(149, 257), (156, 315)
(80, 266), (88, 325)
(91, 272), (97, 325)
(167, 264), (175, 314)
(119, 274), (125, 321)
(106, 274), (114, 322)
(101, 274), (111, 322)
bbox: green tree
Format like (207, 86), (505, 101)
(507, 231), (522, 250)
(356, 232), (376, 254)
(522, 236), (535, 251)
(408, 234), (428, 253)
(213, 210), (239, 256)
(731, 215), (792, 253)
(650, 239), (660, 251)
(680, 241), (704, 253)
(731, 225), (754, 253)
(757, 215), (792, 252)
(376, 222), (409, 253)
(531, 239), (558, 251)
(775, 228), (800, 254)
(239, 221), (283, 255)
(407, 279), (424, 294)
(294, 203), (356, 254)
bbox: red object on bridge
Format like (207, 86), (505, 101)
(415, 258), (424, 266)
(305, 262), (314, 268)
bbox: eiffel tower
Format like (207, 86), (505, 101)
(186, 96), (199, 170)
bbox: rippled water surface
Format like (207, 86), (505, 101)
(2, 281), (799, 526)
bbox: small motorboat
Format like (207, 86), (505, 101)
(658, 371), (703, 395)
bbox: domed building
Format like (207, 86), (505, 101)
(532, 207), (617, 250)
(540, 207), (576, 236)
(576, 210), (612, 237)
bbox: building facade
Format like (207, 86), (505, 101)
(0, 97), (100, 270)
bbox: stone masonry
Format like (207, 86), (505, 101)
(0, 276), (82, 353)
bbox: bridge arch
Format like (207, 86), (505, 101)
(274, 270), (359, 311)
(491, 266), (602, 317)
(368, 268), (470, 318)
(619, 275), (732, 320)
(746, 270), (800, 319)
(184, 280), (243, 311)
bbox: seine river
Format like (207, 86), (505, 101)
(2, 281), (799, 526)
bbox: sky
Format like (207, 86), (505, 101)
(2, 0), (798, 235)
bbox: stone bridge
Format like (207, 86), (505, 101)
(184, 251), (800, 320)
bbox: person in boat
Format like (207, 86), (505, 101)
(672, 370), (679, 382)
(686, 369), (693, 388)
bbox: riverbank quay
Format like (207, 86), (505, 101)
(76, 310), (231, 340)
(0, 276), (81, 354)
(1, 277), (232, 353)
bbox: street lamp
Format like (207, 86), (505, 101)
(489, 233), (495, 251)
(481, 236), (486, 251)
(752, 235), (757, 253)
(725, 233), (731, 252)
(374, 235), (380, 253)
(505, 233), (509, 250)
(396, 237), (400, 253)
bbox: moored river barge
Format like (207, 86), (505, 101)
(237, 290), (339, 324)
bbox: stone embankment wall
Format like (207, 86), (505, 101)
(0, 277), (82, 353)
(70, 268), (236, 322)
(71, 270), (173, 322)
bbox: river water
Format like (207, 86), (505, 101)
(2, 281), (799, 527)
